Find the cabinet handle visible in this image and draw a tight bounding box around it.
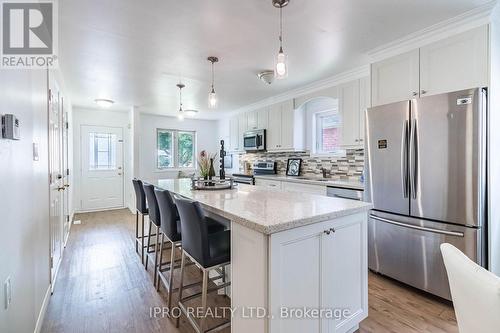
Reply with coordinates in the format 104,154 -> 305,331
412,92 -> 418,97
355,139 -> 359,142
359,139 -> 363,142
421,90 -> 427,95
330,228 -> 336,233
323,229 -> 331,235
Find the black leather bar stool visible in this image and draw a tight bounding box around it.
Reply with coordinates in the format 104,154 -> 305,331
154,189 -> 226,309
132,179 -> 148,264
174,197 -> 231,333
143,183 -> 166,286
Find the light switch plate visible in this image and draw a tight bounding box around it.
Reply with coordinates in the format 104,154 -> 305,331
4,276 -> 11,310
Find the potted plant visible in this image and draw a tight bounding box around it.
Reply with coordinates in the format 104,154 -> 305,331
198,150 -> 218,181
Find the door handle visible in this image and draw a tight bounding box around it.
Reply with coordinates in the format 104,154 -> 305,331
64,184 -> 70,188
369,214 -> 464,237
401,120 -> 409,198
57,186 -> 65,191
409,118 -> 418,199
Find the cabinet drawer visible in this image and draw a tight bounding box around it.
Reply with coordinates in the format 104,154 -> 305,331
282,181 -> 327,196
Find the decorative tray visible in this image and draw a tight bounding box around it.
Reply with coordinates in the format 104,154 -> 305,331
191,177 -> 235,190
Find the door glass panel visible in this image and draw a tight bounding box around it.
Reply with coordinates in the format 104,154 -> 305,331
89,133 -> 117,170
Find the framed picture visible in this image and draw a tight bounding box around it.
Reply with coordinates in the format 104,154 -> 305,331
286,158 -> 302,176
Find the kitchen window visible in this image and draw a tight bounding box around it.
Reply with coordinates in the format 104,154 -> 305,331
314,110 -> 343,155
157,129 -> 196,169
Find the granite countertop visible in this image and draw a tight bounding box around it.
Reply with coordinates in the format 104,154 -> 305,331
252,174 -> 365,190
155,178 -> 372,235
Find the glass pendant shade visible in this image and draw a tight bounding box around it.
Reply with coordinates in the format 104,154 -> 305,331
275,48 -> 288,79
177,111 -> 184,121
208,88 -> 218,109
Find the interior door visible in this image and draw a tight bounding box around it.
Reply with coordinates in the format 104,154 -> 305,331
366,101 -> 410,215
48,82 -> 63,286
81,125 -> 124,211
410,88 -> 485,226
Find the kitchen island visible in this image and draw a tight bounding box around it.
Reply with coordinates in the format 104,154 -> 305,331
155,178 -> 372,333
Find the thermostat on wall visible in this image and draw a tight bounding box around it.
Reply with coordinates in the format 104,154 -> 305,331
1,114 -> 20,140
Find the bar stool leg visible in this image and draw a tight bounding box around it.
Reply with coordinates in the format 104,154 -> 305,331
167,240 -> 176,309
222,265 -> 226,296
135,212 -> 139,254
145,220 -> 153,270
141,214 -> 145,265
176,251 -> 186,328
200,269 -> 209,332
156,232 -> 164,291
154,225 -> 160,287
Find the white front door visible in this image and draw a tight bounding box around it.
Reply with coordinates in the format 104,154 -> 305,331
48,81 -> 63,286
80,125 -> 124,211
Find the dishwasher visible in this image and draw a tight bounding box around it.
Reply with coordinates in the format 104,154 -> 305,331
327,186 -> 364,201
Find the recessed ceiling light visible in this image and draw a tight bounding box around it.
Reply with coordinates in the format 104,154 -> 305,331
94,99 -> 114,108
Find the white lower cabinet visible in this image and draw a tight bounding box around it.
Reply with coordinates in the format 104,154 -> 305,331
281,181 -> 327,196
269,212 -> 368,333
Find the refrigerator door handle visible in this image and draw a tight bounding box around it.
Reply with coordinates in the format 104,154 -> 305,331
409,118 -> 418,199
369,214 -> 465,237
401,120 -> 409,198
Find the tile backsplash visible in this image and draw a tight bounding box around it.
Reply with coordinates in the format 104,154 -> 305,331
239,149 -> 364,180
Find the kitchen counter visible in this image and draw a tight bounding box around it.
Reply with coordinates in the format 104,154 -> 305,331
253,174 -> 365,190
154,178 -> 371,333
155,178 -> 371,234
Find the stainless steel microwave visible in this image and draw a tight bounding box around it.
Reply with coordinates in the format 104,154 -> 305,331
243,129 -> 266,151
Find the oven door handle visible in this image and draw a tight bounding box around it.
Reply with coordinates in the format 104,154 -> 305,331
369,214 -> 464,237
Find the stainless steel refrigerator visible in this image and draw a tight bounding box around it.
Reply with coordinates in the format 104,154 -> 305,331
365,88 -> 487,300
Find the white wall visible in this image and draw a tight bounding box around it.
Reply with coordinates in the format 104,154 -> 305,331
0,70 -> 50,333
139,114 -> 219,182
72,107 -> 131,212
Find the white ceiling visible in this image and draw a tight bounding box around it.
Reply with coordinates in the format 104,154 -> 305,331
59,0 -> 491,119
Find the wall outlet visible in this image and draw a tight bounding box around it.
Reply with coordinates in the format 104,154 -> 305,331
73,220 -> 81,225
4,276 -> 12,310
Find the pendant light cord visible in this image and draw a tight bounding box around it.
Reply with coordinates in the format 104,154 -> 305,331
211,61 -> 215,90
279,6 -> 283,48
179,86 -> 183,111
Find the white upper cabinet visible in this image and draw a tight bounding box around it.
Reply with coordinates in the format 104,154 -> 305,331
371,26 -> 489,106
257,107 -> 269,130
359,76 -> 370,143
371,49 -> 420,107
420,25 -> 488,97
267,100 -> 304,152
247,111 -> 258,130
238,113 -> 247,152
267,103 -> 283,150
229,116 -> 239,151
339,80 -> 361,147
246,107 -> 269,131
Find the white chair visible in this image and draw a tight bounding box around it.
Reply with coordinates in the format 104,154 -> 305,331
440,243 -> 500,333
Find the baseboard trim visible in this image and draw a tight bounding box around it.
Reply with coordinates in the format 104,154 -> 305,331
34,286 -> 51,333
74,206 -> 127,214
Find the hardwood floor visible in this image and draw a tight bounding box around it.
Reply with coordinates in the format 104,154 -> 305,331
41,209 -> 458,333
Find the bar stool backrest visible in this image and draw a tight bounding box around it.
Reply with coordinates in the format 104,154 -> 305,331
174,197 -> 210,267
143,183 -> 161,227
155,189 -> 180,241
132,179 -> 148,214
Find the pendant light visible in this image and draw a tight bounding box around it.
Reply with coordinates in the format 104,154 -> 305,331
176,83 -> 185,120
273,0 -> 289,79
207,56 -> 219,109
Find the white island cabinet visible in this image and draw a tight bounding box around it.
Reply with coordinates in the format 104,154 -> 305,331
155,179 -> 371,333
